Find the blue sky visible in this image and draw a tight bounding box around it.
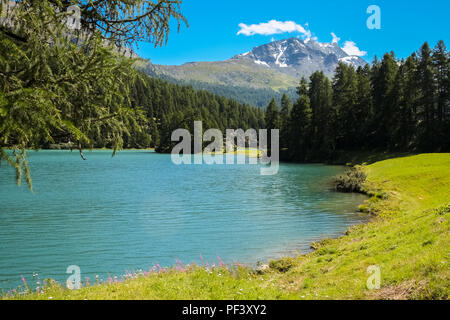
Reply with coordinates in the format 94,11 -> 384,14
135,0 -> 450,65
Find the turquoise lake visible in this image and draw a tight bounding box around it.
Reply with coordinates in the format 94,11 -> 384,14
0,150 -> 368,290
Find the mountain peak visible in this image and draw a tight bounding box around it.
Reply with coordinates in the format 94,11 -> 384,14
232,37 -> 367,77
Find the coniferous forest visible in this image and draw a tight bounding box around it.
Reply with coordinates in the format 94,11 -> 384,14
129,76 -> 265,153
266,41 -> 450,162
130,40 -> 450,161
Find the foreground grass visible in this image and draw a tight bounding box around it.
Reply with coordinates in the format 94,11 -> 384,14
4,154 -> 449,300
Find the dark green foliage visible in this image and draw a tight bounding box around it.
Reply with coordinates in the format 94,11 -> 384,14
265,98 -> 281,131
280,93 -> 292,150
282,41 -> 450,162
334,167 -> 367,193
268,257 -> 296,273
286,77 -> 312,160
130,75 -> 265,153
145,73 -> 298,108
308,71 -> 334,159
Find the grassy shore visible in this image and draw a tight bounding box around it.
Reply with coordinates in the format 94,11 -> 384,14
3,154 -> 449,300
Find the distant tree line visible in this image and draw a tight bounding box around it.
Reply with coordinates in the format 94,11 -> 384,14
265,41 -> 450,162
128,75 -> 266,153
142,68 -> 298,108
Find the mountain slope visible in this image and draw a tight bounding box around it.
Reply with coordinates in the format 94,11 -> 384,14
233,37 -> 367,78
136,37 -> 367,107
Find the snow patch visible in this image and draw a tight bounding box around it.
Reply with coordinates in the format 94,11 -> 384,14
275,43 -> 288,68
254,60 -> 270,67
339,56 -> 360,66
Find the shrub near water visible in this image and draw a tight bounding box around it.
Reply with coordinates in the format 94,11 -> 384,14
334,166 -> 367,193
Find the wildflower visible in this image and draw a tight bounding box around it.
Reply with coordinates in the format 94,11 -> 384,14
21,276 -> 28,291
217,256 -> 226,267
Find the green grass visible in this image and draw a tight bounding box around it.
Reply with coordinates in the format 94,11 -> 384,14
3,154 -> 449,300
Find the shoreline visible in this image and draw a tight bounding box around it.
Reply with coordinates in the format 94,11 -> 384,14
2,153 -> 449,300
0,158 -> 366,291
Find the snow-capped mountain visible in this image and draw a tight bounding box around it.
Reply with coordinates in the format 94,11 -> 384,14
232,37 -> 367,77
137,37 -> 368,107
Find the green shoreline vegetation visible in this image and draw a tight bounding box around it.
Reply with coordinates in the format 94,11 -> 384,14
3,153 -> 448,300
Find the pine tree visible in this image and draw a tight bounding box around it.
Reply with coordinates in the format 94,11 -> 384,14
416,42 -> 437,150
288,77 -> 312,161
332,62 -> 358,149
265,98 -> 281,130
355,65 -> 373,148
371,52 -> 399,148
397,55 -> 419,149
432,40 -> 450,150
309,71 -> 333,157
280,93 -> 292,150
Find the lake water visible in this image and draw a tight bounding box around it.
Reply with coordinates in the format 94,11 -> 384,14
0,150 -> 367,290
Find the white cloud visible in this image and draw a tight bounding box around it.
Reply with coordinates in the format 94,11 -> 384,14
342,41 -> 367,57
237,20 -> 311,39
331,32 -> 340,44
